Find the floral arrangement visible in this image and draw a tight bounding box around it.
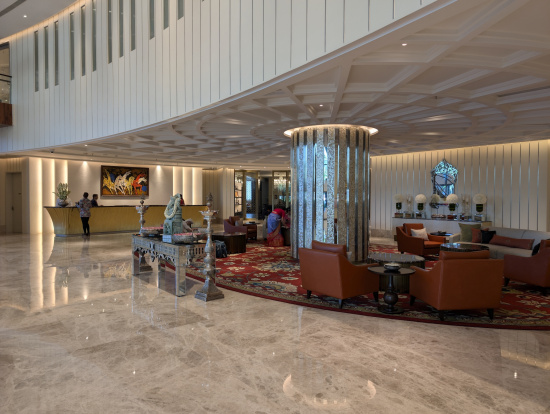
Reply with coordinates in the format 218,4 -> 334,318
473,194 -> 487,204
446,194 -> 458,204
430,194 -> 441,204
53,182 -> 70,200
393,194 -> 404,203
415,194 -> 427,203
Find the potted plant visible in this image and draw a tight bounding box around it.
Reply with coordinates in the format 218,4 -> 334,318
446,194 -> 458,219
415,194 -> 427,218
473,193 -> 487,221
54,183 -> 71,207
394,194 -> 404,217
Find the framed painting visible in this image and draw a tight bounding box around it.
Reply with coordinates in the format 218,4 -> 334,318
101,165 -> 149,197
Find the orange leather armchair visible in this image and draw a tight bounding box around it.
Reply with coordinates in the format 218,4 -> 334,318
396,223 -> 445,256
299,240 -> 379,308
504,240 -> 550,295
410,250 -> 504,320
223,216 -> 248,236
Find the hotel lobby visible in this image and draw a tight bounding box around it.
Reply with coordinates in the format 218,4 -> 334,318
1,0 -> 550,412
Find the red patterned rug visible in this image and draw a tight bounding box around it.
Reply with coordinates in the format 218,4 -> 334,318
186,243 -> 550,330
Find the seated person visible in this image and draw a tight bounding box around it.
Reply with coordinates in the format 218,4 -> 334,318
266,208 -> 287,247
181,218 -> 194,233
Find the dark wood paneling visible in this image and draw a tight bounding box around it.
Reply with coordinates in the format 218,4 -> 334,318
0,103 -> 12,127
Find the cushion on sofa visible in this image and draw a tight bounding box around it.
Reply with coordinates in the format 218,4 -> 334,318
471,228 -> 489,243
489,234 -> 534,250
481,230 -> 496,244
459,223 -> 482,242
403,223 -> 424,236
411,228 -> 429,240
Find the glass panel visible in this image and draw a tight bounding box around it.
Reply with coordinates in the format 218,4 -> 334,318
178,0 -> 184,19
107,0 -> 112,63
69,13 -> 75,80
119,0 -> 124,57
245,173 -> 258,219
130,0 -> 136,51
234,171 -> 244,217
0,43 -> 10,103
81,5 -> 85,76
92,0 -> 97,71
54,22 -> 59,85
44,26 -> 49,89
272,171 -> 289,210
149,0 -> 155,39
163,0 -> 169,29
34,31 -> 39,91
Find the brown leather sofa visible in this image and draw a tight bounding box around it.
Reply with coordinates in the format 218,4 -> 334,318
410,250 -> 504,320
396,223 -> 445,256
504,240 -> 550,295
298,240 -> 379,308
224,216 -> 249,238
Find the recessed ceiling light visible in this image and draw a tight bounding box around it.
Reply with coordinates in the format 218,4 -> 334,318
402,43 -> 407,46
319,104 -> 323,107
23,14 -> 27,18
84,144 -> 88,146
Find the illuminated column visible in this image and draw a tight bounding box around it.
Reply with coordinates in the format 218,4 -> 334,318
192,168 -> 203,204
182,167 -> 193,204
173,167 -> 183,195
42,158 -> 55,234
288,125 -> 377,261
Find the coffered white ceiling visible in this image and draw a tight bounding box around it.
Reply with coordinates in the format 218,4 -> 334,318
0,0 -> 75,39
22,0 -> 550,168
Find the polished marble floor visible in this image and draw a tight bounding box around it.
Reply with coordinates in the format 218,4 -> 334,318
1,233 -> 549,413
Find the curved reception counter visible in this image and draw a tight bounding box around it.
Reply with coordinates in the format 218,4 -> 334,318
45,205 -> 207,236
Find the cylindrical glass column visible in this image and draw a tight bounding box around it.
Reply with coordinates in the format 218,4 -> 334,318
288,124 -> 376,261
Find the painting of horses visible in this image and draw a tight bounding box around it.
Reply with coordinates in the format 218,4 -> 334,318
101,165 -> 149,197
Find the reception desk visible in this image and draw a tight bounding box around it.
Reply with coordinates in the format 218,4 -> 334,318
45,205 -> 207,236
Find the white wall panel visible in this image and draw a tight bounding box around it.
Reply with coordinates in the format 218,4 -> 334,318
0,0 -> 432,153
371,141 -> 550,232
275,0 -> 291,75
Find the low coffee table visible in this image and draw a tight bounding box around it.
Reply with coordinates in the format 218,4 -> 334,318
368,252 -> 424,293
212,232 -> 246,254
368,266 -> 415,314
440,243 -> 489,253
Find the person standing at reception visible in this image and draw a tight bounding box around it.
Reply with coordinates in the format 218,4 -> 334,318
91,194 -> 99,207
76,192 -> 93,236
266,208 -> 287,247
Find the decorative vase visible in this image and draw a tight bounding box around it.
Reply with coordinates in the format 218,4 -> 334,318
57,199 -> 69,207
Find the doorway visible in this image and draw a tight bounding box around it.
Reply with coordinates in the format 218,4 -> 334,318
5,172 -> 22,233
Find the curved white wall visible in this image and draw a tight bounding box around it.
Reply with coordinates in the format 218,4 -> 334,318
0,0 -> 434,153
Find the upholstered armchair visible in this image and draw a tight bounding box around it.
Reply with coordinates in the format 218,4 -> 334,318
504,240 -> 550,295
410,250 -> 504,320
223,216 -> 248,235
298,240 -> 379,308
396,223 -> 445,256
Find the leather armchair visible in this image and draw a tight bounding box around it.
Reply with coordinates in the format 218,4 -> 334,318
396,223 -> 445,256
299,241 -> 378,308
223,216 -> 248,236
504,240 -> 550,295
225,216 -> 258,240
410,250 -> 504,320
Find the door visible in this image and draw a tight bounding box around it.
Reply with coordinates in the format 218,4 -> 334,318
5,172 -> 22,233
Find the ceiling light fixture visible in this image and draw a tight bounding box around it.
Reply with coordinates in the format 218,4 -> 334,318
320,104 -> 323,107
401,43 -> 407,46
23,14 -> 27,18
